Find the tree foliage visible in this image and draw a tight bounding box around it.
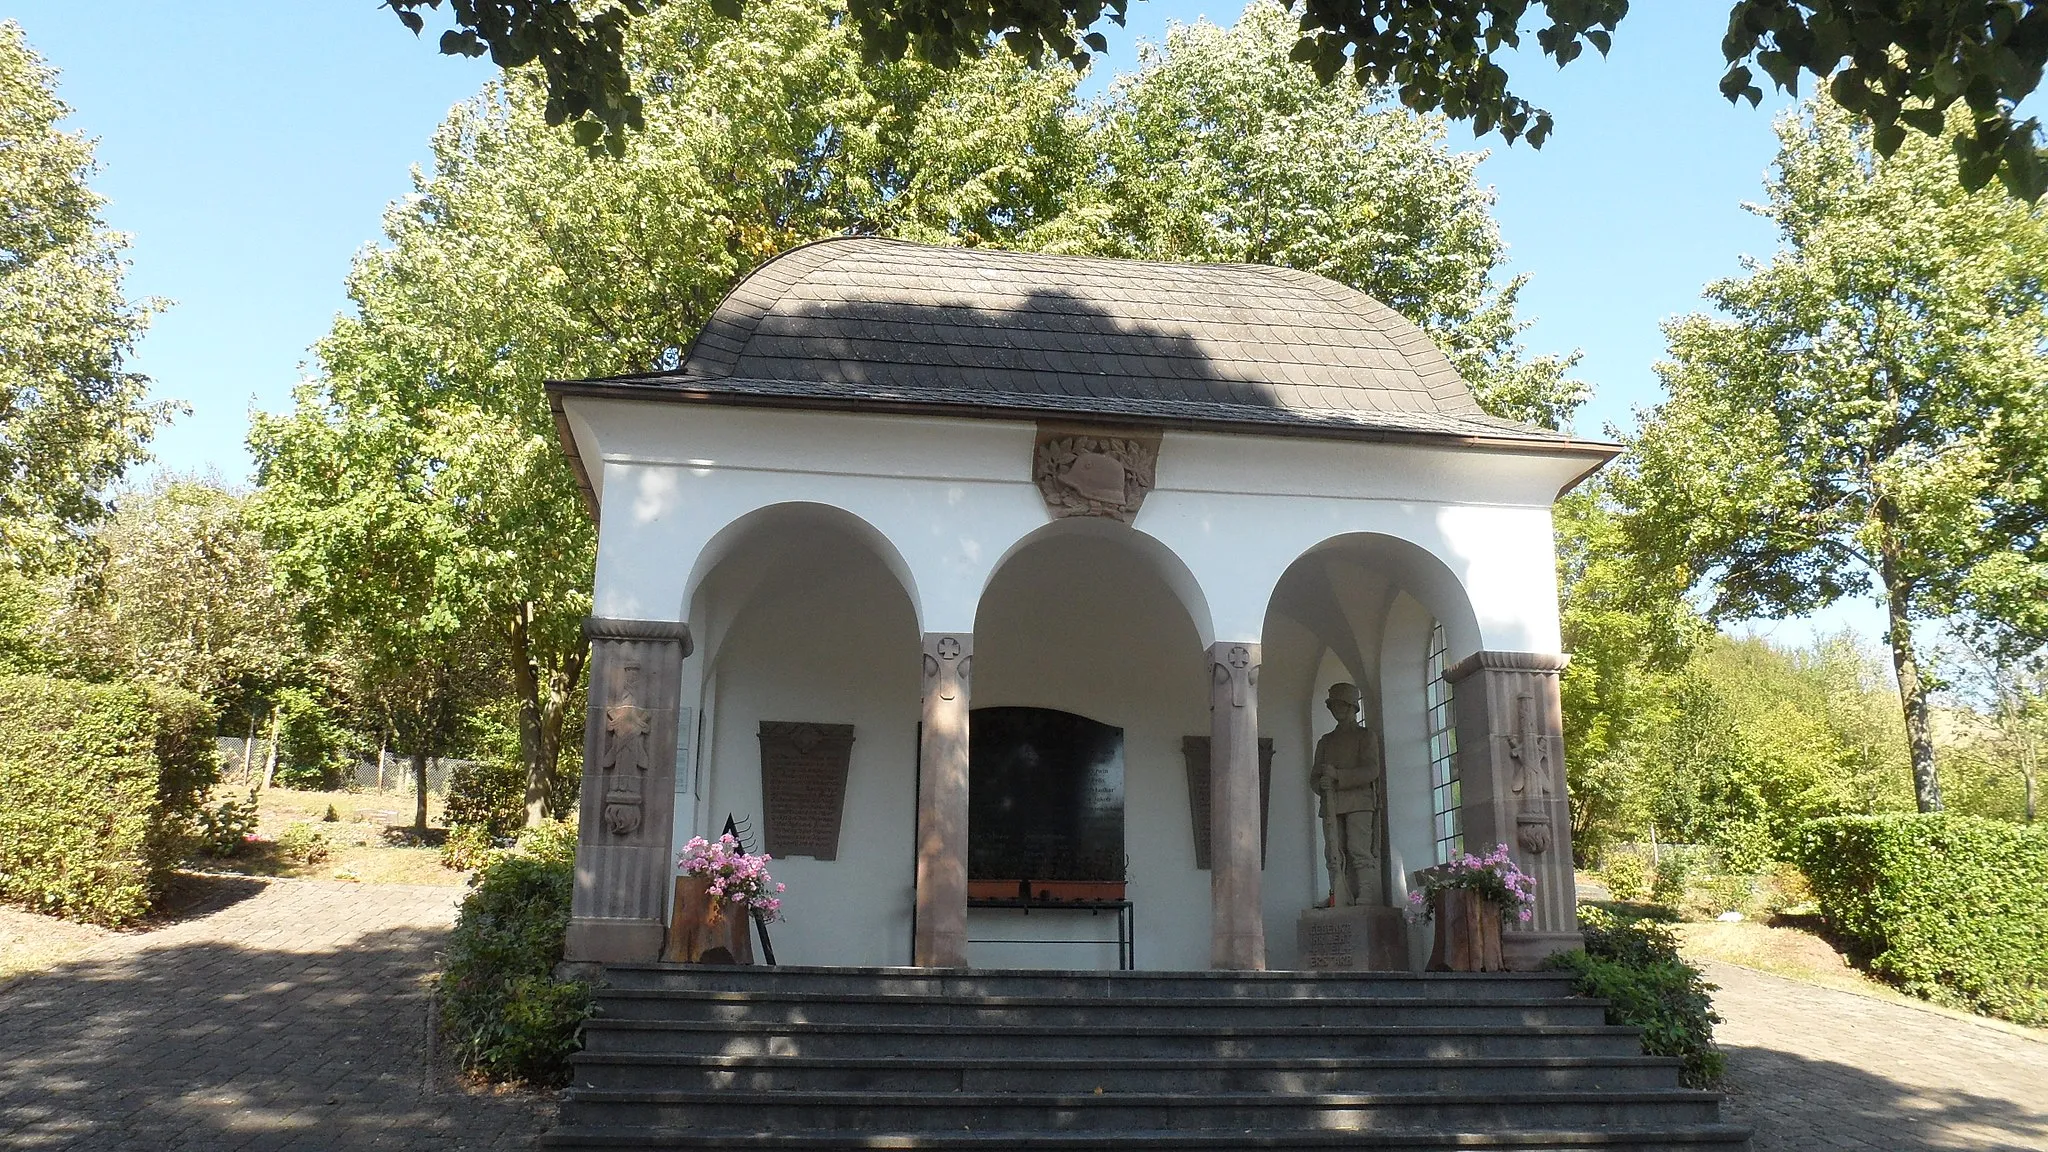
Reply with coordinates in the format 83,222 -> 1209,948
1617,92 -> 2048,813
263,0 -> 1580,826
42,477 -> 299,720
384,0 -> 2048,199
0,22 -> 168,573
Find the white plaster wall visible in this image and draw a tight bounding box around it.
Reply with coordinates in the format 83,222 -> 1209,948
564,401 -> 1583,654
970,529 -> 1217,970
695,530 -> 923,967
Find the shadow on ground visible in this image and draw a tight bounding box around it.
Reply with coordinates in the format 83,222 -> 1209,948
1719,1042 -> 2048,1151
0,891 -> 549,1152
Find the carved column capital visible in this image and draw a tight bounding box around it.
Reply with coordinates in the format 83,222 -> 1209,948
1210,642 -> 1261,710
922,633 -> 973,703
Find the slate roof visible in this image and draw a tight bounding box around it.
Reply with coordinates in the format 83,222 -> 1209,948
551,236 -> 1606,449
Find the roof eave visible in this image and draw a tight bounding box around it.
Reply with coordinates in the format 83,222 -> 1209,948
545,376 -> 1623,483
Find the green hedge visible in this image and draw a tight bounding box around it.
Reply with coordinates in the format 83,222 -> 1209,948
1795,814 -> 2048,1027
0,674 -> 217,924
439,821 -> 592,1084
1546,905 -> 1725,1087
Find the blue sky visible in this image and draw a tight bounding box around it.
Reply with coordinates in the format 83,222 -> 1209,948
9,2 -> 1880,642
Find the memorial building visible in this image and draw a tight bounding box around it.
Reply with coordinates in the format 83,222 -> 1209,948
546,236 -> 1617,973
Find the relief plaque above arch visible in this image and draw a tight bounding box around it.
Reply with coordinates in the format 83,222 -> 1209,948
1033,423 -> 1162,523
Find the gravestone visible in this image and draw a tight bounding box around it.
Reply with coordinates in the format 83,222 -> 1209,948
1180,736 -> 1275,869
968,707 -> 1124,882
758,721 -> 856,860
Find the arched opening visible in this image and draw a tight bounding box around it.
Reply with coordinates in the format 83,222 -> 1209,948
970,519 -> 1209,969
685,502 -> 922,966
1260,532 -> 1483,970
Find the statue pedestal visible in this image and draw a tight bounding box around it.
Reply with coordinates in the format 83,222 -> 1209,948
1296,904 -> 1408,971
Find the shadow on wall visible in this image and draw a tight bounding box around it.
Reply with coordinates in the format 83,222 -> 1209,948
0,881 -> 551,1151
1716,1043 -> 2048,1151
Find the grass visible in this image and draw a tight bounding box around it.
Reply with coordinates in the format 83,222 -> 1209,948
190,785 -> 465,887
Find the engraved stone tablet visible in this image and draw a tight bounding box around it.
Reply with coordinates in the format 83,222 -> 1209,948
1297,905 -> 1408,971
758,722 -> 855,860
1181,736 -> 1274,869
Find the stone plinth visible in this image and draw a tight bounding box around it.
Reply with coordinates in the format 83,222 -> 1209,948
566,617 -> 691,965
1445,650 -> 1580,970
1297,905 -> 1409,971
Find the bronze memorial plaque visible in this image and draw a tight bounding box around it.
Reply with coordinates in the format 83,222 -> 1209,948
758,721 -> 856,860
1180,736 -> 1274,869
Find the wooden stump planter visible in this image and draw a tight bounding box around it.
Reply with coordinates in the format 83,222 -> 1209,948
665,875 -> 756,965
1425,888 -> 1505,972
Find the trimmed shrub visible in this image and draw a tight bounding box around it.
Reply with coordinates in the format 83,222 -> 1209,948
271,687 -> 349,791
1795,814 -> 2048,1026
439,820 -> 591,1084
0,674 -> 217,924
445,759 -> 526,836
1546,906 -> 1725,1087
276,823 -> 331,865
1602,854 -> 1650,902
194,789 -> 261,856
439,822 -> 497,871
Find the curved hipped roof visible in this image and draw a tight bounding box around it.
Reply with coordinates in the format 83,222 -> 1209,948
547,237 -> 1619,509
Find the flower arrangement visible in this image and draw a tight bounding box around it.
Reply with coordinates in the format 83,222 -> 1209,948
1406,843 -> 1537,924
676,834 -> 785,922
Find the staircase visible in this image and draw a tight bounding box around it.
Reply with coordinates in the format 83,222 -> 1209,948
542,965 -> 1752,1151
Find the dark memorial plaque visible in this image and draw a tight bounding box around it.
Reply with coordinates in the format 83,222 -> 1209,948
969,707 -> 1125,882
758,721 -> 855,860
1180,736 -> 1274,869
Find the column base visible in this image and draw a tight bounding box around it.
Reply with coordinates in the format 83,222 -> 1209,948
1502,928 -> 1584,971
565,916 -> 665,964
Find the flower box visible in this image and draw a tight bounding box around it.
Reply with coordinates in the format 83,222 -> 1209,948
1426,888 -> 1505,972
666,874 -> 756,965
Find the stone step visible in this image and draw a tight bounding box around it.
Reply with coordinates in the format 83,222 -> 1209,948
555,1089 -> 1728,1133
596,964 -> 1580,1001
540,1126 -> 1756,1151
587,989 -> 1611,1029
569,1053 -> 1686,1094
578,1019 -> 1650,1060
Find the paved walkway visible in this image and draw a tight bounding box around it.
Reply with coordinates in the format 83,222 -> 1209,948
0,878 -> 551,1151
1706,960 -> 2048,1151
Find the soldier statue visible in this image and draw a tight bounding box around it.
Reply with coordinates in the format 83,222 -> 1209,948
1311,682 -> 1386,907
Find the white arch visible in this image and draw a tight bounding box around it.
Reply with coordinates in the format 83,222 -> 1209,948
1266,532 -> 1483,662
682,501 -> 923,634
978,517 -> 1216,649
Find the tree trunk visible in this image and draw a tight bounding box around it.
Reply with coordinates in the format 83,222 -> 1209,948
1875,507 -> 1942,812
510,603 -> 590,827
2024,736 -> 2039,824
260,707 -> 281,790
411,748 -> 429,832
242,712 -> 257,785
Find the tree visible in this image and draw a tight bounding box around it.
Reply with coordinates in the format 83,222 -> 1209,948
272,0 -> 1576,825
43,477 -> 300,716
1618,93 -> 2048,812
249,400 -> 505,829
0,22 -> 169,574
383,0 -> 2048,199
1043,3 -> 1582,425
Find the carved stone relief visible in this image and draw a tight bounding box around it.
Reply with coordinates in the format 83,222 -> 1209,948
1507,693 -> 1554,855
759,721 -> 856,860
1032,426 -> 1160,522
923,634 -> 972,702
598,661 -> 653,837
1213,644 -> 1260,709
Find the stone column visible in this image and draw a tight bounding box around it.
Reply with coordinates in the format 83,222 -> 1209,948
1444,651 -> 1580,969
915,632 -> 972,968
565,618 -> 693,964
1208,641 -> 1267,971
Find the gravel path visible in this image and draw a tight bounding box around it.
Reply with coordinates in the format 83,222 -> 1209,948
0,877 -> 551,1151
1705,959 -> 2048,1151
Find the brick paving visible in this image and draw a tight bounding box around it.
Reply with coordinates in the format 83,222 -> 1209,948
0,877 -> 551,1151
1705,959 -> 2048,1151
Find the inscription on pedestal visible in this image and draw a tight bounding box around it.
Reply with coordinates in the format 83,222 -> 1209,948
1296,905 -> 1409,971
1180,736 -> 1274,869
759,721 -> 856,860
